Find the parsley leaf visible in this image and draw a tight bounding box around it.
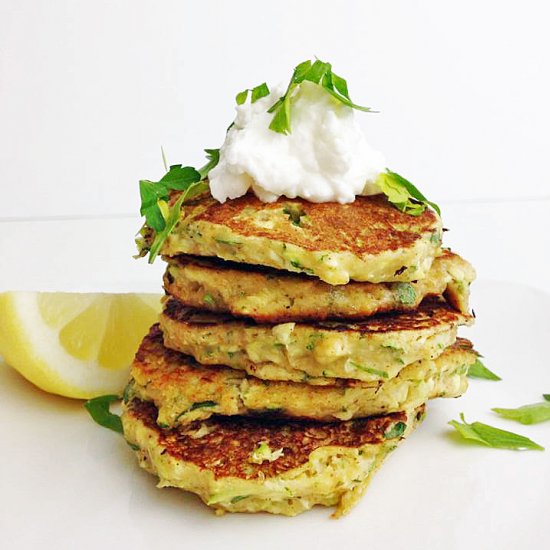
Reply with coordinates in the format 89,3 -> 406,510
376,170 -> 441,217
251,83 -> 270,102
159,164 -> 201,190
198,149 -> 220,179
147,179 -> 209,264
236,83 -> 270,105
84,395 -> 123,434
138,148 -> 219,264
139,180 -> 168,232
448,413 -> 544,451
138,164 -> 201,234
492,401 -> 550,425
235,89 -> 248,105
468,358 -> 502,381
544,394 -> 550,402
267,59 -> 374,135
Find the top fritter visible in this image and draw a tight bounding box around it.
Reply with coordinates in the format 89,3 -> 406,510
156,192 -> 441,285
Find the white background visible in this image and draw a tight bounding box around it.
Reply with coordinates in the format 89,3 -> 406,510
1,0 -> 550,220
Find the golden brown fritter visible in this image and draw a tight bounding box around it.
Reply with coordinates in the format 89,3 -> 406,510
159,297 -> 473,384
127,326 -> 475,425
157,192 -> 442,285
122,398 -> 425,516
163,249 -> 475,322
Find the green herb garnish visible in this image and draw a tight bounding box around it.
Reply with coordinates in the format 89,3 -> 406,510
544,394 -> 550,402
236,83 -> 270,105
198,149 -> 220,179
138,149 -> 218,263
267,59 -> 374,135
84,395 -> 123,434
492,400 -> 550,425
448,413 -> 544,451
139,165 -> 200,232
384,422 -> 407,439
376,170 -> 441,217
146,179 -> 209,263
468,358 -> 501,381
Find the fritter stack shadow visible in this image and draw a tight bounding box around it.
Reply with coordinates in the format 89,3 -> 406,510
122,192 -> 477,517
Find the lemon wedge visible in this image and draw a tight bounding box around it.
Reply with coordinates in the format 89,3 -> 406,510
0,292 -> 161,399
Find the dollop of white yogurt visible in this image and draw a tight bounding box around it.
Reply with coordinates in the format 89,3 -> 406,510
209,81 -> 386,204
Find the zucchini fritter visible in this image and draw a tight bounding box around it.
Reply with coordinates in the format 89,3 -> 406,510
157,192 -> 441,285
122,398 -> 424,517
163,250 -> 474,322
159,297 -> 472,384
127,326 -> 475,425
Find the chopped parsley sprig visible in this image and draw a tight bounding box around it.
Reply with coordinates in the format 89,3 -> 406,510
492,397 -> 550,425
236,83 -> 270,105
375,170 -> 441,217
449,413 -> 544,451
468,358 -> 502,381
84,395 -> 123,434
137,149 -> 219,263
267,59 -> 375,135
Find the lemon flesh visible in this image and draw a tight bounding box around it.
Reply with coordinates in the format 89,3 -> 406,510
0,292 -> 161,399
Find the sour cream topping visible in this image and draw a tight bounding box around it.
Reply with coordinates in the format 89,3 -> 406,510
209,81 -> 386,204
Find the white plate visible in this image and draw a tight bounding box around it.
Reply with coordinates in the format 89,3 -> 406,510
1,279 -> 549,550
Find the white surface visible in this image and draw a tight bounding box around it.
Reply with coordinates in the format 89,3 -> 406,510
1,279 -> 549,550
2,0 -> 550,219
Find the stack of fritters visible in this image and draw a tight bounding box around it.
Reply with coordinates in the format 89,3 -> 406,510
123,193 -> 477,517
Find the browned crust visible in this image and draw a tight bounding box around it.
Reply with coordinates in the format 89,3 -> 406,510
171,192 -> 439,255
133,324 -> 244,388
162,296 -> 472,334
126,398 -> 422,480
